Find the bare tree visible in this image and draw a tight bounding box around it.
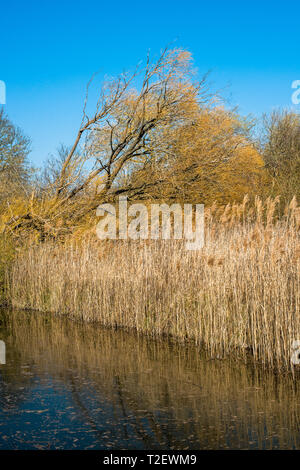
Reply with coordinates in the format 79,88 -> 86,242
0,109 -> 32,205
262,110 -> 300,205
53,48 -> 210,202
4,48 -> 211,238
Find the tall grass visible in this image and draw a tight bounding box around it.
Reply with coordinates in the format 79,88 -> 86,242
7,196 -> 300,371
0,234 -> 15,305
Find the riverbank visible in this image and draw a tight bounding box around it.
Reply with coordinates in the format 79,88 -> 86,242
5,198 -> 300,372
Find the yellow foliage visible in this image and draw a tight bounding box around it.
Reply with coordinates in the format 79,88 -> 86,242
212,144 -> 268,204
130,107 -> 267,205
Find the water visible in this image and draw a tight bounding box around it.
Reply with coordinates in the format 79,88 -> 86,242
0,309 -> 299,450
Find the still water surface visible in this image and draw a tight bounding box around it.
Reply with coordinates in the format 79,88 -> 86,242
0,309 -> 299,449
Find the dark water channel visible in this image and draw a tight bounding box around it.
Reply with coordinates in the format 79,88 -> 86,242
0,309 -> 299,449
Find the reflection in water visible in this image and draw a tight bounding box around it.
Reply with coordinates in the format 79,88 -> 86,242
0,308 -> 299,449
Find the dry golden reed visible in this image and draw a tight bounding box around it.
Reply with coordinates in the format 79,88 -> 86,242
7,196 -> 300,372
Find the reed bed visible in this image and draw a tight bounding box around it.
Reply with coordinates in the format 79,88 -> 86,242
7,196 -> 300,372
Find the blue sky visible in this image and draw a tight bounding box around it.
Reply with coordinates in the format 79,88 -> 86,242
1,0 -> 299,166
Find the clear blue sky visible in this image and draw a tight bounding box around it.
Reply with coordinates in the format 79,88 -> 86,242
1,0 -> 299,166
